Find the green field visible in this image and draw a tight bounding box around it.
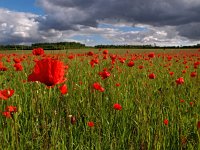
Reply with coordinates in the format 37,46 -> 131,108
0,49 -> 200,149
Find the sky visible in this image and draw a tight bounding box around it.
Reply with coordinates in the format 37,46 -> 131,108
0,0 -> 200,46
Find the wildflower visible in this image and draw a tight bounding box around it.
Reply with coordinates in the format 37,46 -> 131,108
2,111 -> 11,118
0,62 -> 7,71
169,72 -> 174,76
14,63 -> 23,71
115,83 -> 120,87
5,106 -> 17,113
189,102 -> 194,107
68,54 -> 75,60
103,50 -> 108,55
59,84 -> 68,95
138,65 -> 144,69
99,69 -> 111,79
127,61 -> 134,67
13,58 -> 20,63
113,103 -> 122,110
148,52 -> 155,58
93,82 -> 104,92
87,121 -> 94,127
32,48 -> 44,56
163,119 -> 169,125
176,77 -> 184,85
28,58 -> 65,87
190,72 -> 197,77
148,73 -> 156,79
182,70 -> 186,74
0,89 -> 15,100
87,51 -> 94,56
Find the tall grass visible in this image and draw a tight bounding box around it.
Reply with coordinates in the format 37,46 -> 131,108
0,49 -> 200,149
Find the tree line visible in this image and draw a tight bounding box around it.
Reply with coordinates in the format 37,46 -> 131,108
0,42 -> 200,50
95,44 -> 200,49
0,42 -> 86,50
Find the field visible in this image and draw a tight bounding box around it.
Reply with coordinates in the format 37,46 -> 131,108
0,48 -> 200,149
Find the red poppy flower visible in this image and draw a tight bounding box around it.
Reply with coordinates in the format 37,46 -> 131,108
90,58 -> 99,68
189,102 -> 194,107
14,63 -> 23,71
169,72 -> 174,76
163,119 -> 169,125
5,106 -> 17,113
116,83 -> 120,87
59,84 -> 68,95
2,111 -> 11,118
87,51 -> 94,56
87,121 -> 94,127
113,103 -> 122,110
68,54 -> 75,60
148,52 -> 155,58
0,89 -> 15,100
182,70 -> 186,74
103,50 -> 108,55
138,65 -> 144,69
28,58 -> 65,87
190,72 -> 197,77
13,58 -> 21,63
180,99 -> 185,103
176,77 -> 184,85
148,73 -> 156,79
127,61 -> 134,67
93,82 -> 104,92
99,70 -> 111,79
32,48 -> 44,56
0,62 -> 7,71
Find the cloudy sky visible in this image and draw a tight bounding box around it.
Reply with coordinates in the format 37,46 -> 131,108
0,0 -> 200,46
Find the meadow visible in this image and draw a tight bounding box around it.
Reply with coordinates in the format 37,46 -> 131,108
0,48 -> 200,150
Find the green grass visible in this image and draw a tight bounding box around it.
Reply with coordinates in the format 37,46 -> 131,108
0,49 -> 200,149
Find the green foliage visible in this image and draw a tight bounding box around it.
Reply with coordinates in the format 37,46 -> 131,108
0,49 -> 200,149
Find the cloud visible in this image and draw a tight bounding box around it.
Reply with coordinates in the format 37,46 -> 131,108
37,0 -> 200,26
0,8 -> 63,44
1,0 -> 200,45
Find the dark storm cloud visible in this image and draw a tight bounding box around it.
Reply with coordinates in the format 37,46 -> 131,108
177,23 -> 200,40
36,0 -> 200,40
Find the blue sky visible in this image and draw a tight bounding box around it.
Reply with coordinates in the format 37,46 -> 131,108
0,0 -> 199,46
0,0 -> 43,14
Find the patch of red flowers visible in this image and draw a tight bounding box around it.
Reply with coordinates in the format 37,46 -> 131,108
2,105 -> 17,118
148,52 -> 155,58
148,73 -> 156,79
163,119 -> 169,125
169,71 -> 174,76
0,62 -> 7,71
115,83 -> 120,87
87,121 -> 94,127
0,89 -> 15,100
59,84 -> 68,95
93,82 -> 104,92
113,103 -> 122,110
32,47 -> 45,56
28,58 -> 65,87
190,72 -> 197,77
103,50 -> 108,55
14,63 -> 23,71
99,69 -> 111,79
127,61 -> 134,67
176,77 -> 184,85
